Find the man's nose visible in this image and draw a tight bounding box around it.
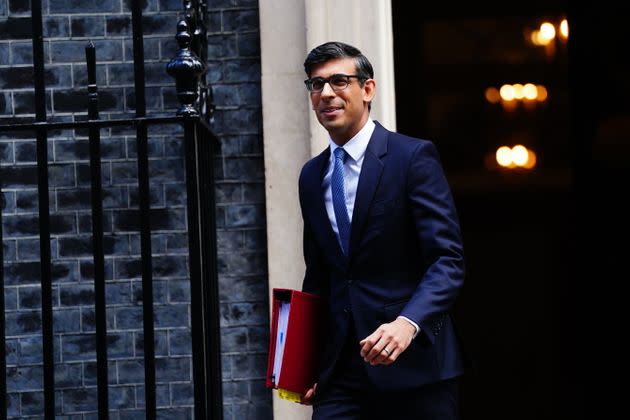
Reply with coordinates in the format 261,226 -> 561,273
320,82 -> 336,97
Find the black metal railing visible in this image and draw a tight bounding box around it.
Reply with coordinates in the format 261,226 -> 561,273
0,169 -> 6,419
0,0 -> 222,419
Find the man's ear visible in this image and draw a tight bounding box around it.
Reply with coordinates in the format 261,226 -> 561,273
363,79 -> 376,103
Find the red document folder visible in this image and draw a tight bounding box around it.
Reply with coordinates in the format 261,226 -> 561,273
266,288 -> 325,402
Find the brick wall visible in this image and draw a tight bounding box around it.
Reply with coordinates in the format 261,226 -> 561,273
1,0 -> 271,418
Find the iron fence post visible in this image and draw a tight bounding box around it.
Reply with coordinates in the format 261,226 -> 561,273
168,8 -> 223,418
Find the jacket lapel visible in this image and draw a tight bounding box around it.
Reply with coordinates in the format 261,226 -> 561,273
348,122 -> 388,257
304,148 -> 348,270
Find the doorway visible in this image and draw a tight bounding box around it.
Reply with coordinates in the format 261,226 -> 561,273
392,2 -> 581,419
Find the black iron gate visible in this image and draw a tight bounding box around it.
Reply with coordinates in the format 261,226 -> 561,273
0,0 -> 222,418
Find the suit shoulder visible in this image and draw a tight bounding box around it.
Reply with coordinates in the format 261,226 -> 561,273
299,149 -> 327,186
387,131 -> 437,155
301,154 -> 320,172
299,154 -> 321,177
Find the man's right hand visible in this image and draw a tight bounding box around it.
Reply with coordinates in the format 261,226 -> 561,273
301,383 -> 317,405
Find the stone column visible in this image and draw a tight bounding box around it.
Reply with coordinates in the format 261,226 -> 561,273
259,1 -> 313,416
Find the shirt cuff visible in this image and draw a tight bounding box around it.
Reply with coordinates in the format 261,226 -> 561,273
397,316 -> 420,339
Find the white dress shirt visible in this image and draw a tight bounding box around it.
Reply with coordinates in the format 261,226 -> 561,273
321,119 -> 420,338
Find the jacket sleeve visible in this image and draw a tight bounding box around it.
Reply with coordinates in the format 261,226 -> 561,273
398,141 -> 465,343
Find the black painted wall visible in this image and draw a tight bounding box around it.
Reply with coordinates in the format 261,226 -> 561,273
1,0 -> 271,418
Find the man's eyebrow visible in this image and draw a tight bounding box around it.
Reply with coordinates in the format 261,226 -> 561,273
310,74 -> 346,79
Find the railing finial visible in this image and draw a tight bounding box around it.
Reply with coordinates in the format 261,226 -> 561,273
167,17 -> 206,116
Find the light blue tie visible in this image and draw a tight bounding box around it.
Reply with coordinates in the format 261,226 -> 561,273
332,147 -> 351,255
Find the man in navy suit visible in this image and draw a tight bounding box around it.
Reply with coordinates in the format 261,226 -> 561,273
299,41 -> 466,419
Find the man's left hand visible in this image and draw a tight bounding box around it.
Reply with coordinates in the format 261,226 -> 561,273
359,317 -> 416,366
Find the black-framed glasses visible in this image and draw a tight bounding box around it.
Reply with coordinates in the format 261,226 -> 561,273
304,74 -> 365,92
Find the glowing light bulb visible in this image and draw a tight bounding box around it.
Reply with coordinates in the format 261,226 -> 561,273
560,19 -> 569,39
511,145 -> 529,166
485,87 -> 501,103
496,146 -> 513,167
500,84 -> 515,101
539,22 -> 556,42
530,30 -> 543,46
523,84 -> 538,100
523,149 -> 537,169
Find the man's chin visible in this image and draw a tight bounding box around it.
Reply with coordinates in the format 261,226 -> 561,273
318,118 -> 343,132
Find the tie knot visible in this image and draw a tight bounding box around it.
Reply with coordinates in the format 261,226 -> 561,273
334,147 -> 347,162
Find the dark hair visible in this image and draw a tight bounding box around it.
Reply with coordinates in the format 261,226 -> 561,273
304,41 -> 374,83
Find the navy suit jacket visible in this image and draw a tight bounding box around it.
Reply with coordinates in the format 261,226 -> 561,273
299,121 -> 465,392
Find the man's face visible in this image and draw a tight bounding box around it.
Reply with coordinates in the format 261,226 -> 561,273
308,57 -> 376,145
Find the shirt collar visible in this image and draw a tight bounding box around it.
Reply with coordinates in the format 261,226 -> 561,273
329,119 -> 375,163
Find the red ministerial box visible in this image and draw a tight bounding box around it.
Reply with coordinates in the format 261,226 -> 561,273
265,288 -> 325,398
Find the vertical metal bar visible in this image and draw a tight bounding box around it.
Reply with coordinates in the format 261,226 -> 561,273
190,5 -> 221,409
183,119 -> 208,420
31,0 -> 55,418
130,1 -> 156,418
196,124 -> 223,419
168,10 -> 214,416
0,193 -> 7,420
137,122 -> 156,418
86,42 -> 109,420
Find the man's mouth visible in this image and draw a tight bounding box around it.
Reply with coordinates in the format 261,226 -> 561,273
320,106 -> 342,116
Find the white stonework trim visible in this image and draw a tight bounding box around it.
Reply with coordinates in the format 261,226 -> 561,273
259,1 -> 313,418
260,1 -> 396,418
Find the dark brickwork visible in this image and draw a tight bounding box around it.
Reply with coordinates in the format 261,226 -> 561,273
1,0 -> 270,418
